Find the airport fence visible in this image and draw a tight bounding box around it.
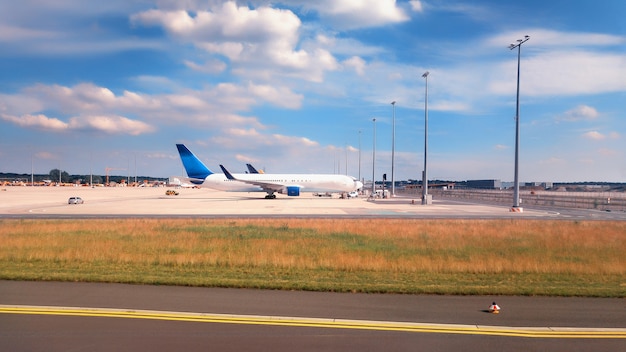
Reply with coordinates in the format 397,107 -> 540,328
401,189 -> 626,212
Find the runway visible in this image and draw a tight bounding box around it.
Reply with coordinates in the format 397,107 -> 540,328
3,305 -> 625,339
1,281 -> 625,351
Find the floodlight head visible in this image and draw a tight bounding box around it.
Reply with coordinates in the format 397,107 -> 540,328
525,35 -> 530,39
391,101 -> 396,105
422,71 -> 429,78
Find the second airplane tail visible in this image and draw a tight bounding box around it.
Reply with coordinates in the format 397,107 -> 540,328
246,163 -> 264,174
176,144 -> 213,180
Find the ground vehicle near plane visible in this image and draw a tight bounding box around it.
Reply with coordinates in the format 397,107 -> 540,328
68,196 -> 84,204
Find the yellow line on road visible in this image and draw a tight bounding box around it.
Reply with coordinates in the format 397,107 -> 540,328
2,305 -> 625,339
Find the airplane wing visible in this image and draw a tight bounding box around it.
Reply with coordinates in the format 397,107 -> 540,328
220,165 -> 300,196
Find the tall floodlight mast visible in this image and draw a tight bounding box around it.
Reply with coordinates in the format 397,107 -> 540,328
508,35 -> 529,213
421,71 -> 431,205
391,101 -> 396,197
372,118 -> 376,197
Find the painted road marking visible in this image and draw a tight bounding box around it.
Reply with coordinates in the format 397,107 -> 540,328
1,305 -> 625,339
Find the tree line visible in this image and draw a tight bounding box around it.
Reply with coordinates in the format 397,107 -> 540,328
1,169 -> 164,185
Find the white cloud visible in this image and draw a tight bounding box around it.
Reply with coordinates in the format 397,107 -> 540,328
488,50 -> 626,98
271,134 -> 319,148
68,115 -> 155,135
579,130 -> 620,142
430,99 -> 471,112
163,94 -> 208,110
582,131 -> 605,140
303,0 -> 410,30
0,93 -> 45,115
486,29 -> 625,49
203,129 -> 328,172
247,83 -> 303,109
3,82 -> 304,132
558,105 -> 599,122
133,9 -> 196,35
197,42 -> 244,60
481,29 -> 626,100
1,112 -> 154,135
0,24 -> 59,42
184,59 -> 227,74
314,34 -> 384,57
1,113 -> 68,131
133,3 -> 300,60
227,128 -> 261,137
118,90 -> 162,110
526,51 -> 626,96
234,153 -> 257,163
343,56 -> 367,76
132,2 -> 340,83
34,151 -> 57,160
409,1 -> 424,12
345,28 -> 625,115
0,2 -> 163,56
597,148 -> 619,157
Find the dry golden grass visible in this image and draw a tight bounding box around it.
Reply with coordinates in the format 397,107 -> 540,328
2,218 -> 625,277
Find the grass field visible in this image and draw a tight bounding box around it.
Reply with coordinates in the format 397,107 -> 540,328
1,218 -> 625,297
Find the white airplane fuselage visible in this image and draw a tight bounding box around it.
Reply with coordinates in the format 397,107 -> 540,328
201,173 -> 361,193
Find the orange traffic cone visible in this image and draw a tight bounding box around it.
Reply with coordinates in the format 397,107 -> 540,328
488,301 -> 500,314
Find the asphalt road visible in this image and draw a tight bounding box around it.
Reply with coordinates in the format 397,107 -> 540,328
1,281 -> 625,351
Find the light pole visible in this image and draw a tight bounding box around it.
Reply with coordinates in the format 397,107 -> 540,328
90,152 -> 93,187
358,130 -> 362,184
509,35 -> 529,212
421,71 -> 430,205
372,118 -> 376,197
30,151 -> 34,186
345,144 -> 348,176
391,101 -> 396,197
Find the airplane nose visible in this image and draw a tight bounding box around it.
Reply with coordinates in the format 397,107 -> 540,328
356,181 -> 364,189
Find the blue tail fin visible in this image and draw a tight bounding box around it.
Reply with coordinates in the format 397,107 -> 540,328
219,164 -> 236,180
246,163 -> 258,174
176,144 -> 213,179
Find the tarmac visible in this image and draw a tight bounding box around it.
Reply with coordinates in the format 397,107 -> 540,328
0,185 -> 557,218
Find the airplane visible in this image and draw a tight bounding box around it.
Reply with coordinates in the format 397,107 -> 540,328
246,163 -> 264,174
175,144 -> 363,199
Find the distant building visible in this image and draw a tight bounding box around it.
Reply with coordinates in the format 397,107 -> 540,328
405,182 -> 455,191
464,179 -> 502,190
525,182 -> 553,189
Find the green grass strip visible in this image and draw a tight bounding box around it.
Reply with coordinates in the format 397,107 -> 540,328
1,260 -> 624,297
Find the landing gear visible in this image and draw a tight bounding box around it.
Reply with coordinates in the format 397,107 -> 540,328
264,194 -> 277,199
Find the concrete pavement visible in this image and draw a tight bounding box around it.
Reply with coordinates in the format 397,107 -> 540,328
0,186 -> 556,218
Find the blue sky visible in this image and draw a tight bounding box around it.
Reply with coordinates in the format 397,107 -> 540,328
1,0 -> 624,182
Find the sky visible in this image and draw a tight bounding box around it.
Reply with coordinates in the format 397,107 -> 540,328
1,0 -> 625,183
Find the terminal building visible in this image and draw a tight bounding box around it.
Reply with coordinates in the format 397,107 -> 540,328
460,179 -> 502,190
